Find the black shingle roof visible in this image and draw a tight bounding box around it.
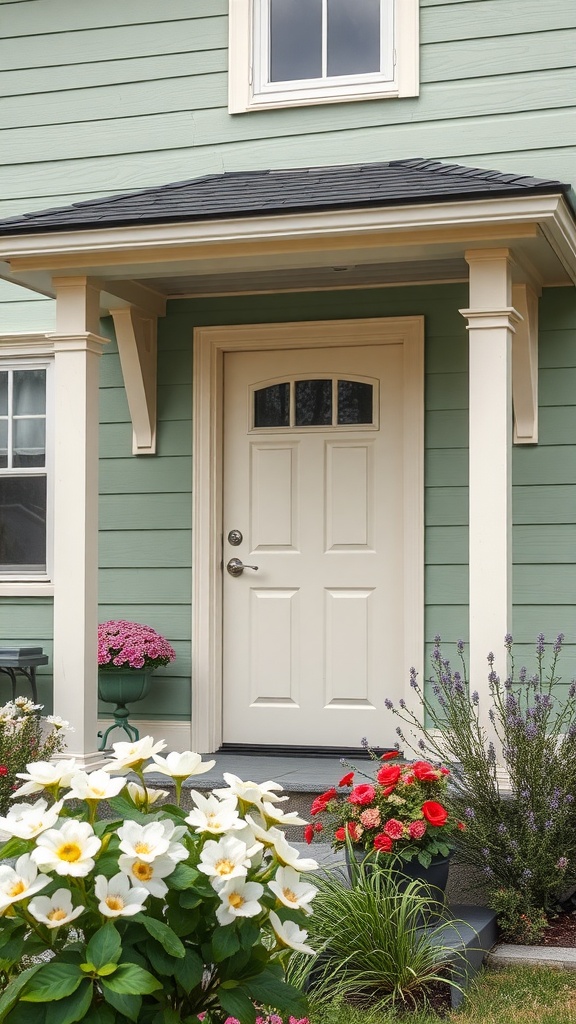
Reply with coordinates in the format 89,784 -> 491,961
0,159 -> 571,236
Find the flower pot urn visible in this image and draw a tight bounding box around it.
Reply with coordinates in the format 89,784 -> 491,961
346,847 -> 452,899
97,669 -> 152,750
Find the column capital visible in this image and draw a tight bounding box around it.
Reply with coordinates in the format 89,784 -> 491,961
459,307 -> 522,332
48,332 -> 109,356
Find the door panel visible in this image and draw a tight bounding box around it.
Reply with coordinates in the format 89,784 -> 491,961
222,342 -> 406,746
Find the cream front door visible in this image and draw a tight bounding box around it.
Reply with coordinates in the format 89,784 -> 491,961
220,322 -> 423,749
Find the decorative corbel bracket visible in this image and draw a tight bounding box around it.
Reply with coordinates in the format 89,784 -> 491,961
110,306 -> 157,455
512,282 -> 540,444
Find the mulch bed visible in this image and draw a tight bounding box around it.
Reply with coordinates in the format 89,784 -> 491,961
541,910 -> 576,947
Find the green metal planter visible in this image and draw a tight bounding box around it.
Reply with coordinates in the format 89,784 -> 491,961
97,669 -> 152,750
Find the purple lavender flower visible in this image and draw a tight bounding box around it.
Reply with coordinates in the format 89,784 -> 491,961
409,667 -> 419,689
464,807 -> 475,819
384,699 -> 394,710
487,651 -> 495,667
399,698 -> 406,709
519,666 -> 527,683
395,726 -> 404,739
481,848 -> 490,858
557,857 -> 568,871
504,677 -> 513,690
487,742 -> 496,764
483,866 -> 494,878
418,739 -> 426,751
488,708 -> 495,724
361,736 -> 369,748
554,633 -> 565,654
567,794 -> 574,804
536,633 -> 546,655
471,691 -> 479,706
457,639 -> 465,655
504,633 -> 513,650
522,868 -> 533,881
497,823 -> 507,835
545,820 -> 553,829
569,681 -> 576,699
525,722 -> 538,740
526,810 -> 536,830
550,789 -> 561,811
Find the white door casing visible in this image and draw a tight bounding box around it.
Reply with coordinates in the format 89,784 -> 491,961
192,318 -> 424,753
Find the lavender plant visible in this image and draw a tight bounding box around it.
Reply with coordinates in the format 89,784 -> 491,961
385,633 -> 576,942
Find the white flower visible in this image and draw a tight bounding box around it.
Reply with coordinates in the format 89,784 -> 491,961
198,835 -> 257,889
95,873 -> 148,917
216,878 -> 264,926
32,820 -> 101,877
45,715 -> 73,731
0,798 -> 63,840
185,792 -> 243,835
14,697 -> 43,713
103,737 -> 167,773
28,888 -> 84,929
269,912 -> 315,955
252,804 -> 309,827
0,854 -> 50,911
118,820 -> 187,864
13,759 -> 78,797
214,773 -> 288,806
63,770 -> 126,802
118,854 -> 178,898
265,828 -> 318,872
143,750 -> 216,781
126,782 -> 170,809
268,866 -> 318,915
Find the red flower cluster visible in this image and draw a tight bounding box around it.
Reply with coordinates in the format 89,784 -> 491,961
307,755 -> 458,862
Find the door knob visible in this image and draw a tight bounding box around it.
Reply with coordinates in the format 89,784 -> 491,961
226,558 -> 259,577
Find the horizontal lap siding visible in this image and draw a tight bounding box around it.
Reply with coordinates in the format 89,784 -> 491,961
0,599 -> 54,713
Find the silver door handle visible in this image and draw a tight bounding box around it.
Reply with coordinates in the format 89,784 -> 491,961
226,558 -> 259,577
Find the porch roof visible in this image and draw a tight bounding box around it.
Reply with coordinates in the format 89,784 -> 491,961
0,158 -> 572,236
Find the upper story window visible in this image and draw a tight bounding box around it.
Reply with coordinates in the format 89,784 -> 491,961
0,362 -> 52,579
229,0 -> 419,113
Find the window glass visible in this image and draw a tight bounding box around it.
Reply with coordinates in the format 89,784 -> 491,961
13,419 -> 46,468
327,0 -> 381,76
0,421 -> 7,470
295,379 -> 332,426
254,383 -> 290,427
0,373 -> 7,416
270,0 -> 322,82
338,380 -> 374,424
13,368 -> 46,415
0,476 -> 47,571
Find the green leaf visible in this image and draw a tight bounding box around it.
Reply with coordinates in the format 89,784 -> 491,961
81,1004 -> 116,1024
173,949 -> 203,992
5,1002 -> 46,1024
86,923 -> 122,970
417,849 -> 432,868
137,915 -> 185,958
101,964 -> 163,995
437,843 -> 450,857
101,987 -> 142,1023
145,941 -> 179,978
218,987 -> 256,1023
45,981 -> 93,1024
212,925 -> 240,963
0,837 -> 31,861
168,864 -> 199,890
247,972 -> 308,1016
20,963 -> 84,1003
179,891 -> 202,909
238,920 -> 260,951
96,964 -> 118,977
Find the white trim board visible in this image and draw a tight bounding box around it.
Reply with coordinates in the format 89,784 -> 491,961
191,317 -> 425,754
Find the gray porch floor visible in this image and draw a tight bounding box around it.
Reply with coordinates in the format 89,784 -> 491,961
146,751 -> 350,795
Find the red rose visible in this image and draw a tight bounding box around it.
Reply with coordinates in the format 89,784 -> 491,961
440,767 -> 450,776
383,818 -> 404,840
338,771 -> 354,788
402,772 -> 415,785
304,824 -> 315,844
349,784 -> 376,806
422,801 -> 448,827
381,751 -> 399,761
374,833 -> 393,853
0,765 -> 7,777
314,822 -> 323,833
376,765 -> 401,787
347,821 -> 362,842
310,787 -> 337,816
412,761 -> 441,782
334,827 -> 346,842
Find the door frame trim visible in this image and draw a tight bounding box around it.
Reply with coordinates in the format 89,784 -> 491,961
191,317 -> 424,753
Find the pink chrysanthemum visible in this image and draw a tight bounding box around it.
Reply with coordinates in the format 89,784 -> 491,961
98,620 -> 176,671
383,818 -> 405,840
409,820 -> 427,840
360,807 -> 381,829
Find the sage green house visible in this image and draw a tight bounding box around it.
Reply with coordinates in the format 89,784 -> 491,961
0,0 -> 576,762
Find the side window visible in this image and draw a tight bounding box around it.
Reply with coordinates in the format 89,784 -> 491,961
229,0 -> 419,113
0,363 -> 51,578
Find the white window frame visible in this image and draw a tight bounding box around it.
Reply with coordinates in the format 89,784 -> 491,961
0,355 -> 54,586
229,0 -> 419,113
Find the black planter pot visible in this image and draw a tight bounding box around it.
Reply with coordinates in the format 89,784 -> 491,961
346,848 -> 452,898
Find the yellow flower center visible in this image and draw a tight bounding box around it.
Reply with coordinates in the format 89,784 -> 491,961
7,880 -> 26,898
90,788 -> 106,798
134,842 -> 152,855
282,887 -> 298,904
105,896 -> 125,911
57,843 -> 82,863
228,892 -> 245,909
215,858 -> 235,876
132,860 -> 154,881
48,908 -> 68,922
207,814 -> 221,827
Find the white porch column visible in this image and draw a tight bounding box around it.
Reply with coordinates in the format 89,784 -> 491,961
50,277 -> 108,762
460,249 -> 520,710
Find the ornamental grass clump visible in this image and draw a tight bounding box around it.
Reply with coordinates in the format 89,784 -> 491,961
0,736 -> 318,1024
97,620 -> 176,672
305,751 -> 461,869
386,633 -> 576,942
0,697 -> 71,816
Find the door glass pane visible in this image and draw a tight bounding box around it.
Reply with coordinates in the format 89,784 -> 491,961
0,475 -> 47,571
0,373 -> 7,416
338,380 -> 374,424
0,420 -> 7,469
13,419 -> 46,467
327,0 -> 380,76
270,0 -> 322,81
295,379 -> 332,426
254,383 -> 290,427
13,369 -> 46,415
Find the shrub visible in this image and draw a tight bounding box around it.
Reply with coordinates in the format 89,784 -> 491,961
0,697 -> 70,815
386,633 -> 576,940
